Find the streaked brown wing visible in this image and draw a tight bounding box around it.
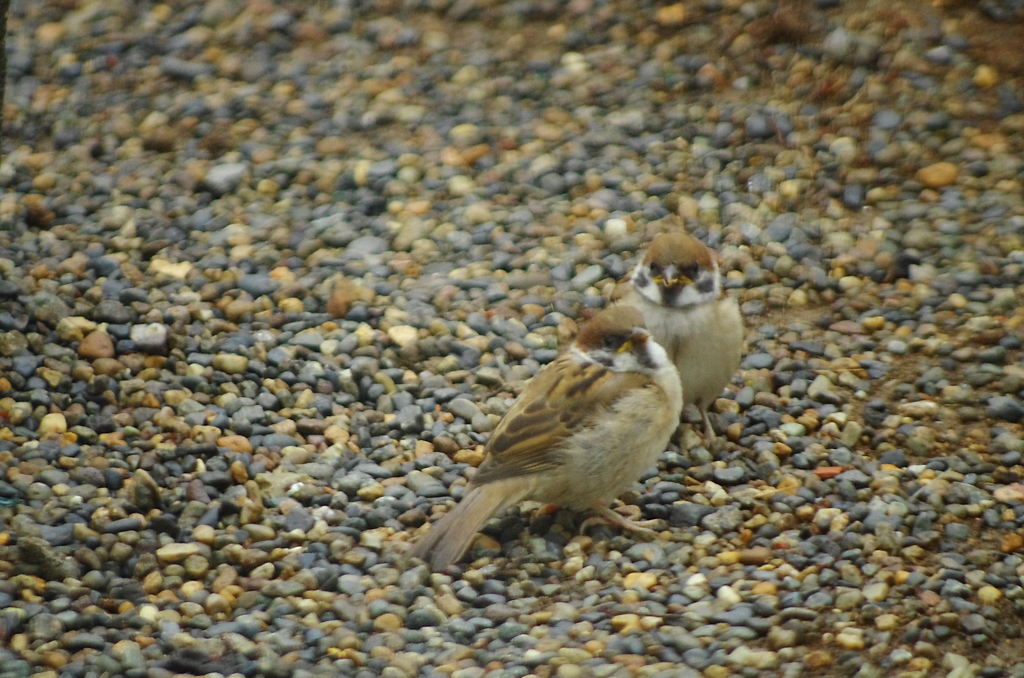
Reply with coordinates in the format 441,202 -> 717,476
471,355 -> 651,486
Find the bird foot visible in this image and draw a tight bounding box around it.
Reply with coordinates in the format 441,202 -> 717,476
580,506 -> 661,537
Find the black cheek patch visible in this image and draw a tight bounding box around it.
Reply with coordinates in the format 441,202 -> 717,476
634,270 -> 650,289
661,285 -> 683,306
696,275 -> 715,293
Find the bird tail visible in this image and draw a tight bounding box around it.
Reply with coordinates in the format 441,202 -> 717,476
408,483 -> 524,570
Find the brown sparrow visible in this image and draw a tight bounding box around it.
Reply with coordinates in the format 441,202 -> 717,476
619,232 -> 743,445
409,305 -> 683,570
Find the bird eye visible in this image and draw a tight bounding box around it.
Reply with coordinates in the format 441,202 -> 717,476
603,335 -> 620,350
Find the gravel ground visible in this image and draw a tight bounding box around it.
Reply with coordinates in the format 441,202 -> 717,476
2,0 -> 1024,677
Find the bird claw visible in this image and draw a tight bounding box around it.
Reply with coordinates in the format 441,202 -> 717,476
580,507 -> 661,537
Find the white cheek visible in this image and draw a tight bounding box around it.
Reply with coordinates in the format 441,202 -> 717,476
628,263 -> 656,304
637,283 -> 662,305
644,339 -> 673,370
673,285 -> 707,307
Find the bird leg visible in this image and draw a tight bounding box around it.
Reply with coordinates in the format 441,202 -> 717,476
699,405 -> 717,446
580,505 -> 661,537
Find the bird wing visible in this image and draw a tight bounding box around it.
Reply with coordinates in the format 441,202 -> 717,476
471,355 -> 651,486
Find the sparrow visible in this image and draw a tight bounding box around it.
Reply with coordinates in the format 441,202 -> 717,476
618,231 -> 743,445
409,305 -> 683,570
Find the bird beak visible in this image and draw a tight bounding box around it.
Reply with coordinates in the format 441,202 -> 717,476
654,266 -> 690,288
619,329 -> 648,352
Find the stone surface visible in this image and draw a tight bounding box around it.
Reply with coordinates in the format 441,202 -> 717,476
1,3 -> 1023,677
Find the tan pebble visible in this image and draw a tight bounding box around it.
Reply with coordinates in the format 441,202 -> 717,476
212,354 -> 249,374
38,413 -> 67,436
92,357 -> 123,377
864,581 -> 889,601
726,421 -> 743,441
453,446 -> 485,466
974,65 -> 998,88
324,425 -> 350,445
271,419 -> 298,436
387,325 -> 419,348
56,316 -> 96,341
875,614 -> 899,631
739,546 -> 772,565
752,582 -> 777,595
98,432 -> 125,445
610,614 -> 642,634
1002,532 -> 1023,553
804,651 -> 833,668
948,292 -> 968,308
703,666 -> 730,678
184,554 -> 209,578
211,568 -> 239,593
896,401 -> 938,418
373,613 -> 403,632
916,162 -> 958,188
149,259 -> 192,279
436,593 -> 463,616
205,593 -> 231,615
250,146 -> 277,164
230,460 -> 249,483
779,179 -> 802,198
217,435 -> 253,454
718,550 -> 740,565
907,657 -> 931,672
239,499 -> 265,526
36,22 -> 67,43
279,297 -> 304,313
192,525 -> 216,544
993,483 -> 1024,503
655,3 -> 686,25
978,585 -> 1001,605
41,650 -> 69,669
156,543 -> 202,563
143,126 -> 177,153
836,630 -> 864,650
776,476 -> 800,495
316,137 -> 347,156
358,483 -> 384,501
470,534 -> 498,554
623,572 -> 658,591
861,316 -> 885,332
225,298 -> 256,321
139,111 -> 169,133
256,179 -> 280,195
33,173 -> 57,191
180,581 -> 205,598
78,331 -> 115,359
142,571 -> 164,594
